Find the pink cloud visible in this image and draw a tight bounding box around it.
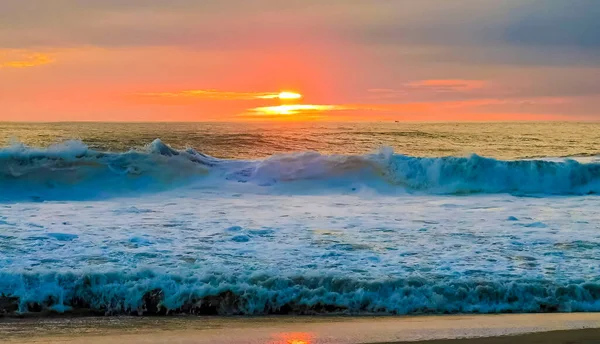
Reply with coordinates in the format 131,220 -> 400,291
367,80 -> 489,100
406,79 -> 488,92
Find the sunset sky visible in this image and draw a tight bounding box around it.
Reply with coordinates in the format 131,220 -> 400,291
1,0 -> 599,121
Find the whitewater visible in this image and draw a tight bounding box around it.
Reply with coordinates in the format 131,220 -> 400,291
1,138 -> 600,316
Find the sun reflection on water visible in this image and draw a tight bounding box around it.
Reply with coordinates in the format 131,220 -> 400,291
270,331 -> 314,344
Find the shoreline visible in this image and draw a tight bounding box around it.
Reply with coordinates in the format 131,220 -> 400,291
3,313 -> 600,343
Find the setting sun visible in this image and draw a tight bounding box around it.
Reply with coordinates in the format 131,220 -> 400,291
256,91 -> 303,100
277,91 -> 302,100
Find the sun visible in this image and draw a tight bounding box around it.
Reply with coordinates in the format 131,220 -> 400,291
277,91 -> 302,100
255,91 -> 302,100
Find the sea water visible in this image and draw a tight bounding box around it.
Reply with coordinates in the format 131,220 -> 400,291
1,122 -> 600,315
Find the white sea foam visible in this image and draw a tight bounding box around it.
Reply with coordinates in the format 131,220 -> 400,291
1,187 -> 600,315
1,140 -> 600,315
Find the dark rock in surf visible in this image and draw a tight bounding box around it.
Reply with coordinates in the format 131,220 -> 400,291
141,288 -> 166,315
179,290 -> 243,315
0,295 -> 19,315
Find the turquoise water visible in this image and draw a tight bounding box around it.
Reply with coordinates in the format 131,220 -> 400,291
0,122 -> 599,315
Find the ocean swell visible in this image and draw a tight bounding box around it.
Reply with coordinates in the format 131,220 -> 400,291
1,271 -> 600,316
0,139 -> 213,200
1,139 -> 599,200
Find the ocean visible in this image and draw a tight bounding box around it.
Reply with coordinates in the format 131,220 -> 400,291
1,121 -> 600,315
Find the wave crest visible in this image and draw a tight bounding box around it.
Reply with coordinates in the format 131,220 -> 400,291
1,271 -> 599,315
0,139 -> 212,200
1,139 -> 599,200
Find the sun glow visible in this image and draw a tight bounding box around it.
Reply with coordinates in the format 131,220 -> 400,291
278,91 -> 303,100
137,89 -> 303,101
256,91 -> 302,100
252,104 -> 345,115
272,332 -> 313,344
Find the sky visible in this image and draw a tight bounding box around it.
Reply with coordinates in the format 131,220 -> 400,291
1,0 -> 599,122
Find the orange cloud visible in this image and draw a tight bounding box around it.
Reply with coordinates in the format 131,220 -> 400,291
250,104 -> 351,115
0,50 -> 54,68
136,89 -> 302,101
239,104 -> 349,121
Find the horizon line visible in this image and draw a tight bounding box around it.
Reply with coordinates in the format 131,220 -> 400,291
2,119 -> 599,124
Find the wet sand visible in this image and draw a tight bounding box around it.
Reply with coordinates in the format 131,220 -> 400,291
2,314 -> 600,343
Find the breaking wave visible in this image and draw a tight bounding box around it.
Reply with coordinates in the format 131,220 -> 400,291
1,139 -> 599,200
1,271 -> 600,315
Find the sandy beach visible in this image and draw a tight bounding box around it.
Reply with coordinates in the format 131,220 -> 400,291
3,314 -> 600,344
